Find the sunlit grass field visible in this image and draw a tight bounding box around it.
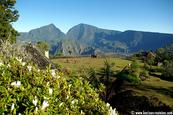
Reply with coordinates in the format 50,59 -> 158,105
51,57 -> 173,109
52,57 -> 131,73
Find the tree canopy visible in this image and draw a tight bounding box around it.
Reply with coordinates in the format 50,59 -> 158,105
0,0 -> 20,44
68,50 -> 73,55
35,40 -> 50,53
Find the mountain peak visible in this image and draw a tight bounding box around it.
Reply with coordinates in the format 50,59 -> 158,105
42,23 -> 57,29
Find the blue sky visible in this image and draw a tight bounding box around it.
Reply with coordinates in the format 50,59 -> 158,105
13,0 -> 173,34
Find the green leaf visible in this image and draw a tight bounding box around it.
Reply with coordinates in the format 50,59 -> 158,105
0,86 -> 7,93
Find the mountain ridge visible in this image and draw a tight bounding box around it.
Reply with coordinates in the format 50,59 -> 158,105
16,23 -> 173,56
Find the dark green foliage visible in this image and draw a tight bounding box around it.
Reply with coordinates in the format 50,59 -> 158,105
0,0 -> 20,44
68,50 -> 73,55
71,70 -> 78,74
161,60 -> 173,80
143,62 -> 149,70
87,67 -> 100,89
103,59 -> 115,102
149,56 -> 155,71
155,44 -> 173,64
129,59 -> 139,74
140,70 -> 148,76
121,74 -> 141,83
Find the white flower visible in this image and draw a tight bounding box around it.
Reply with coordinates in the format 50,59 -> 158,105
106,102 -> 110,107
69,84 -> 72,87
18,113 -> 21,115
95,98 -> 99,101
16,80 -> 21,88
71,100 -> 75,104
51,70 -> 56,76
35,107 -> 38,111
11,81 -> 16,85
74,99 -> 78,103
22,62 -> 25,66
27,66 -> 32,71
0,62 -> 3,66
11,80 -> 21,88
18,58 -> 22,63
46,82 -> 49,85
2,71 -> 5,76
42,100 -> 49,110
110,106 -> 112,111
59,102 -> 63,106
81,110 -> 84,114
44,96 -> 49,100
7,64 -> 10,67
16,57 -> 22,63
49,88 -> 53,94
11,103 -> 15,110
38,88 -> 40,90
56,76 -> 60,79
67,95 -> 69,99
32,96 -> 37,106
38,69 -> 40,72
108,107 -> 117,115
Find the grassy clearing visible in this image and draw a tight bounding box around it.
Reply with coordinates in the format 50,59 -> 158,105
52,57 -> 131,74
52,57 -> 173,110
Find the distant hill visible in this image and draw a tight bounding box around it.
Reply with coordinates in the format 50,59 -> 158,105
17,24 -> 65,46
54,39 -> 102,56
16,23 -> 173,56
66,24 -> 173,53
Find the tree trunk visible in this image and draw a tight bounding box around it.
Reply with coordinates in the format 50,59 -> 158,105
105,67 -> 109,102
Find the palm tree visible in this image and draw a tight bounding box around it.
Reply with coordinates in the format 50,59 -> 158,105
103,58 -> 115,102
87,67 -> 100,89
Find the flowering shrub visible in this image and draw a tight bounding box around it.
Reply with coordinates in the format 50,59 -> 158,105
0,39 -> 32,62
0,56 -> 118,114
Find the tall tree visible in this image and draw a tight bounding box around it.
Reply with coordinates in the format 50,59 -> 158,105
35,40 -> 50,53
87,67 -> 100,89
156,48 -> 165,62
68,50 -> 73,55
0,0 -> 20,44
149,56 -> 155,71
103,58 -> 115,102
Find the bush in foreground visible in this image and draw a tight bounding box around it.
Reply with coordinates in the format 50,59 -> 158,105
0,56 -> 118,114
0,39 -> 32,62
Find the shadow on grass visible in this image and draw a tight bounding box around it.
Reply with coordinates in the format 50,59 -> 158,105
147,86 -> 173,98
149,72 -> 173,81
108,90 -> 172,115
107,83 -> 173,115
116,66 -> 121,68
126,84 -> 173,98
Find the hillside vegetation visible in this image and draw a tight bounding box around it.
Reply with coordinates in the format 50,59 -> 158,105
53,39 -> 102,56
